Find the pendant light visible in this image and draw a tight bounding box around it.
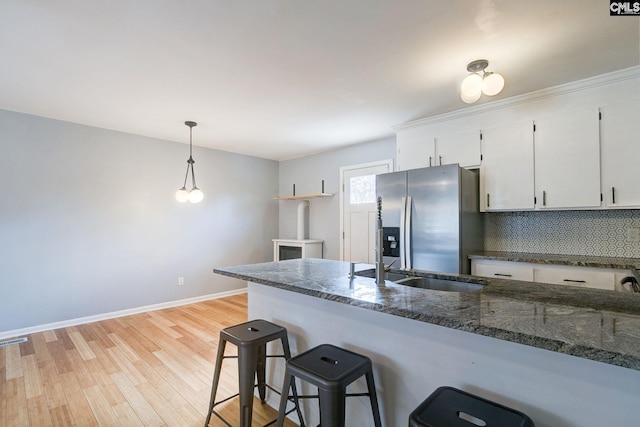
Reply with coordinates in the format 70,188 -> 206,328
175,121 -> 204,203
460,59 -> 505,104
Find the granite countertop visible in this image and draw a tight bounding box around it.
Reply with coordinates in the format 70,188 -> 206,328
214,258 -> 640,371
469,251 -> 640,269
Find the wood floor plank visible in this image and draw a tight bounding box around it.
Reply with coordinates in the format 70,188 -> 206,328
48,404 -> 74,427
110,371 -> 164,427
4,378 -> 29,427
82,384 -> 120,426
42,330 -> 58,344
45,340 -> 73,375
58,372 -> 98,427
68,330 -> 96,361
21,354 -> 44,399
26,394 -> 53,427
5,344 -> 23,380
110,401 -> 144,427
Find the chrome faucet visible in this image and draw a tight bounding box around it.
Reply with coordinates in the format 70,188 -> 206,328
375,196 -> 385,284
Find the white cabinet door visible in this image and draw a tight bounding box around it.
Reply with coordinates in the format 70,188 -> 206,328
480,122 -> 535,211
534,108 -> 601,209
600,99 -> 640,208
435,129 -> 481,168
396,126 -> 436,171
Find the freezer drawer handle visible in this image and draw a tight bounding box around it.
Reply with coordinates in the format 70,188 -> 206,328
493,273 -> 512,277
563,279 -> 586,283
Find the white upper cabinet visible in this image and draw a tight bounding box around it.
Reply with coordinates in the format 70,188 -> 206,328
533,108 -> 602,209
396,126 -> 481,171
480,121 -> 535,211
435,129 -> 481,169
600,99 -> 640,208
396,126 -> 436,171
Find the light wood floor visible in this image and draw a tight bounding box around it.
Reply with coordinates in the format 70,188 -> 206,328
0,293 -> 299,426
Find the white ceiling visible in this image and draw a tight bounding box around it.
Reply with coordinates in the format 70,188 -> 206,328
1,1 -> 638,160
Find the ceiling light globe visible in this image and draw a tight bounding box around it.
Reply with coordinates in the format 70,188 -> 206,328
189,187 -> 204,203
461,73 -> 483,98
482,72 -> 505,96
175,187 -> 190,203
461,89 -> 482,104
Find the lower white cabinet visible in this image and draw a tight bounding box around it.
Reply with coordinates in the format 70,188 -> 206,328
471,259 -> 627,291
533,265 -> 614,290
472,260 -> 534,281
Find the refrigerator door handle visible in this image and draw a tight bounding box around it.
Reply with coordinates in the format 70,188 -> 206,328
405,196 -> 412,269
400,197 -> 406,269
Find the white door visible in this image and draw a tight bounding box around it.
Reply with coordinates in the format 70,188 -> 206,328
341,161 -> 393,262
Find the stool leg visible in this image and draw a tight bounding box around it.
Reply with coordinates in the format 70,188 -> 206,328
276,373 -> 294,427
238,346 -> 259,427
257,343 -> 267,403
280,335 -> 305,426
204,338 -> 227,427
365,370 -> 382,427
318,387 -> 346,427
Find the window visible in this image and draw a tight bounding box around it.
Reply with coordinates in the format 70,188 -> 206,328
349,175 -> 376,204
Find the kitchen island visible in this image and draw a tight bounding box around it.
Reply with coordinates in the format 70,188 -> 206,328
214,259 -> 640,427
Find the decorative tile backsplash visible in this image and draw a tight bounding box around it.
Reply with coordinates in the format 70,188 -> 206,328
485,210 -> 640,258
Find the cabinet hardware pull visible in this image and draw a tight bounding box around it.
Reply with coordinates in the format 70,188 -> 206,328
612,187 -> 616,204
429,156 -> 432,167
494,273 -> 512,277
563,279 -> 586,283
439,155 -> 442,165
542,190 -> 547,206
487,193 -> 490,208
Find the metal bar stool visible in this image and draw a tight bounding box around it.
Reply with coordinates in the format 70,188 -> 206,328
276,344 -> 382,427
409,386 -> 535,427
204,319 -> 304,427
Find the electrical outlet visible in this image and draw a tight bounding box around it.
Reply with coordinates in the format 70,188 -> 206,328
627,227 -> 640,243
178,276 -> 184,286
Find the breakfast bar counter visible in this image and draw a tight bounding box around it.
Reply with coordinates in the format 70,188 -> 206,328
214,258 -> 640,427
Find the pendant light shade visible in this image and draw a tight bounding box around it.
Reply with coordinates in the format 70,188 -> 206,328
460,59 -> 504,104
175,121 -> 204,204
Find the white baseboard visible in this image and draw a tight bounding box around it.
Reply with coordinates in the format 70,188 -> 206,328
0,288 -> 248,341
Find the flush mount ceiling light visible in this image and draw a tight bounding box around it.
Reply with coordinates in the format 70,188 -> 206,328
175,121 -> 204,204
460,59 -> 505,104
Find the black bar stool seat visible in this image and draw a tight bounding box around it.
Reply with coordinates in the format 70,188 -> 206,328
409,386 -> 534,427
205,319 -> 303,427
276,343 -> 382,427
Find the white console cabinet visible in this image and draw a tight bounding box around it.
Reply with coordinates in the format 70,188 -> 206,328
273,239 -> 323,261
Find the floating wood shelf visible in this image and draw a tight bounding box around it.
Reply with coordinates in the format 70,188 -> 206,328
273,193 -> 334,200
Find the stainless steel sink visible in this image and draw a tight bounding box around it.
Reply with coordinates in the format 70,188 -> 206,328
394,277 -> 484,292
354,268 -> 486,292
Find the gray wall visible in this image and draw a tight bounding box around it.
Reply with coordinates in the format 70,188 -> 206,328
0,109 -> 278,333
278,137 -> 396,260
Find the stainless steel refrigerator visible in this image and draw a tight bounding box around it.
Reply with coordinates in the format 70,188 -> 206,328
376,164 -> 483,274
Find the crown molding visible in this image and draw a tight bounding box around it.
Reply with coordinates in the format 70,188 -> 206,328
393,66 -> 640,131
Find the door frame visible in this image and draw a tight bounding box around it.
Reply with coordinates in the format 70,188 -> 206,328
339,159 -> 394,261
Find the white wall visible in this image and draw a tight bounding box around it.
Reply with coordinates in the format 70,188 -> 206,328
0,109 -> 278,334
278,138 -> 396,260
